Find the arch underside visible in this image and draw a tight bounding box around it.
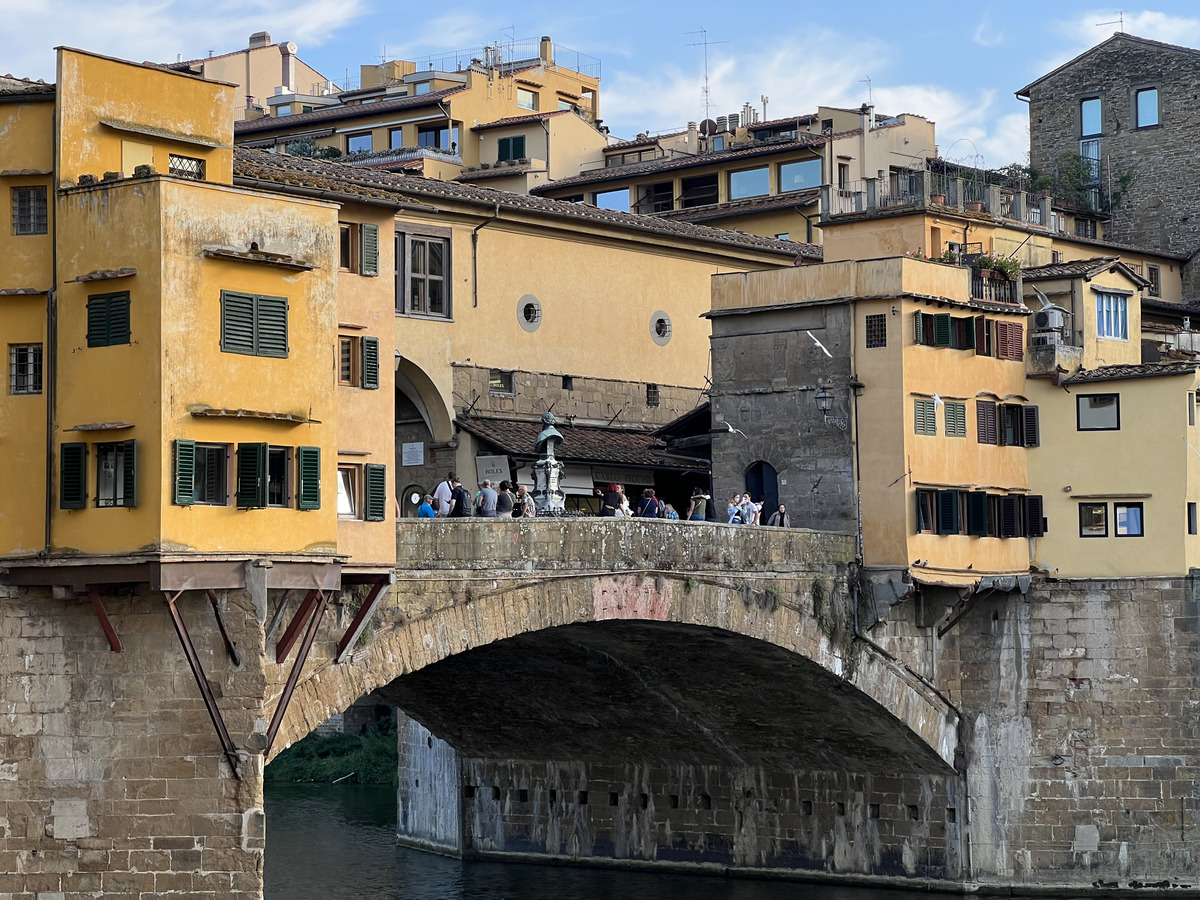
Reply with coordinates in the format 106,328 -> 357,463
374,620 -> 952,776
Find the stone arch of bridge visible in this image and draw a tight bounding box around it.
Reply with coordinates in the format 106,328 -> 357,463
270,569 -> 959,774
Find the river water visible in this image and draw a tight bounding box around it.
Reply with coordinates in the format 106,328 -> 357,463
264,784 -> 957,900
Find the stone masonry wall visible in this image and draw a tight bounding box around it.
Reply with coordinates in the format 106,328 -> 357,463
0,584 -> 267,899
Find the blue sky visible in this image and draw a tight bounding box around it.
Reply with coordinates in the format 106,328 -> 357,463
5,3 -> 1200,168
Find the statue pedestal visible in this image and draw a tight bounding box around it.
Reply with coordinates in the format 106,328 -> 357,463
532,457 -> 565,513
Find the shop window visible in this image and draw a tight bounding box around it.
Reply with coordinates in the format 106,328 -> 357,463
489,370 -> 514,394
11,185 -> 47,235
220,291 -> 288,357
1077,394 -> 1119,430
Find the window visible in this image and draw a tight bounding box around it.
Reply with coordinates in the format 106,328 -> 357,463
340,223 -> 379,276
680,174 -> 718,208
266,446 -> 291,507
389,128 -> 405,150
914,399 -> 937,435
1079,502 -> 1107,537
1077,394 -> 1119,430
1114,502 -> 1144,537
9,343 -> 42,394
230,443 -> 306,509
1080,97 -> 1102,137
646,383 -> 659,407
399,234 -> 449,317
636,182 -> 673,214
915,489 -> 936,532
730,167 -> 769,200
347,132 -> 373,154
558,99 -> 575,111
1096,292 -> 1128,340
339,337 -> 357,384
337,464 -> 359,517
977,400 -> 997,445
775,232 -> 790,240
913,311 -> 979,350
864,314 -> 886,348
1189,502 -> 1197,536
86,291 -> 131,347
489,369 -> 514,394
337,335 -> 379,389
339,224 -> 354,270
516,88 -> 538,111
1192,393 -> 1198,427
95,440 -> 137,508
945,401 -> 967,437
1075,217 -> 1097,239
168,154 -> 205,180
296,446 -> 320,510
497,135 -> 526,162
592,189 -> 629,212
1135,88 -> 1159,128
195,444 -> 227,505
220,291 -> 288,358
414,82 -> 430,96
12,186 -> 47,235
778,158 -> 821,194
994,321 -> 1024,360
418,124 -> 458,150
1147,264 -> 1161,297
837,163 -> 850,189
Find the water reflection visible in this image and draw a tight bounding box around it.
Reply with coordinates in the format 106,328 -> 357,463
264,784 -> 941,900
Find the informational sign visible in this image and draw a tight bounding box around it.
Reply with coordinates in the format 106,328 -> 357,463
401,442 -> 424,466
474,454 -> 510,485
592,466 -> 651,486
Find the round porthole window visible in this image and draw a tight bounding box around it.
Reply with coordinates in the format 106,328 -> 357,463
518,294 -> 542,332
650,310 -> 672,346
409,491 -> 422,505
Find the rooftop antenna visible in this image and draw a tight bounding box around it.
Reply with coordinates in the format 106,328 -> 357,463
686,28 -> 727,126
860,75 -> 873,106
1096,11 -> 1125,32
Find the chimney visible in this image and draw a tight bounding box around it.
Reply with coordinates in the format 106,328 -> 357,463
861,103 -> 875,130
249,31 -> 271,49
279,41 -> 297,92
687,121 -> 698,148
540,36 -> 553,64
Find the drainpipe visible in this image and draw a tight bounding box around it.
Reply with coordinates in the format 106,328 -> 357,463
44,88 -> 61,555
541,118 -> 551,179
471,203 -> 500,308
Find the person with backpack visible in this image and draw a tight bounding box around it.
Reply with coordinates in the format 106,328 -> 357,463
448,476 -> 472,518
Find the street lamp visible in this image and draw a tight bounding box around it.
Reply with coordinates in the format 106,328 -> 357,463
814,388 -> 848,430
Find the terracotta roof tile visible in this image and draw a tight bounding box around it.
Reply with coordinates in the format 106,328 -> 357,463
234,85 -> 467,135
652,188 -> 819,223
470,110 -> 574,131
1022,257 -> 1120,279
0,75 -> 54,97
455,415 -> 706,470
1062,362 -> 1198,384
232,148 -> 813,259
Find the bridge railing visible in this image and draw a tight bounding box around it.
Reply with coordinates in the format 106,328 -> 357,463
396,518 -> 855,575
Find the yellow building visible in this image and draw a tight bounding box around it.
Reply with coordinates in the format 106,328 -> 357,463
0,49 -> 395,594
233,35 -> 608,187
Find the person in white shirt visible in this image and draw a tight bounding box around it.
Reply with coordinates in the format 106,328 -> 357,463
433,471 -> 456,517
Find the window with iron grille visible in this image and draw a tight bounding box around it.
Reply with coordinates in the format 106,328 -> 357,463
865,313 -> 887,348
10,343 -> 42,394
646,383 -> 660,407
1147,265 -> 1161,297
95,440 -> 137,508
168,154 -> 205,180
12,186 -> 47,235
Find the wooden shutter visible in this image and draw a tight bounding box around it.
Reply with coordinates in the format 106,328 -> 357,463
60,442 -> 88,509
361,336 -> 380,390
913,311 -> 927,345
255,295 -> 289,358
937,490 -> 959,534
1024,494 -> 1045,537
996,321 -> 1025,361
360,224 -> 379,277
967,492 -> 989,536
974,316 -> 990,356
296,446 -> 321,511
976,400 -> 997,444
119,439 -> 137,508
235,442 -> 268,508
945,402 -> 966,437
86,296 -> 109,347
1022,405 -> 1040,447
961,316 -> 976,349
107,293 -> 131,345
999,496 -> 1021,537
934,313 -> 952,347
174,439 -> 196,506
915,398 -> 935,435
221,291 -> 256,354
364,463 -> 387,522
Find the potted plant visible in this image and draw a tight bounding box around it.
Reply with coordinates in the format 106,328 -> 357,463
930,191 -> 947,205
975,254 -> 1022,280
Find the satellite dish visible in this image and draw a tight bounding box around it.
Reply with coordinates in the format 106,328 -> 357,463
699,119 -> 717,136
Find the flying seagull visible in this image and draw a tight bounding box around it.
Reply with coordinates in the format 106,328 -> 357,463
726,422 -> 748,438
806,330 -> 833,358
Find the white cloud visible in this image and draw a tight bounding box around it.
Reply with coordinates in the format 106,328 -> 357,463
973,10 -> 1006,47
0,0 -> 365,81
1028,8 -> 1200,78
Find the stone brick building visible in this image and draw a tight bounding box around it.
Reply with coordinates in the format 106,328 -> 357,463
1018,33 -> 1200,294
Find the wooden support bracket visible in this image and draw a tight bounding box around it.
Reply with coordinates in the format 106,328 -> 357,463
335,578 -> 389,664
275,589 -> 319,664
88,586 -> 122,652
265,590 -> 329,755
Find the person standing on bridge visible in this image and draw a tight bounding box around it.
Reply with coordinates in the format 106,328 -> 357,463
475,480 -> 498,517
417,494 -> 436,518
766,503 -> 790,527
448,476 -> 472,518
635,488 -> 661,518
513,484 -> 536,518
687,487 -> 709,521
495,480 -> 515,518
434,471 -> 456,517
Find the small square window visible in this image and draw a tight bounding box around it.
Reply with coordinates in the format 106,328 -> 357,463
337,465 -> 360,518
516,88 -> 538,111
488,370 -> 514,394
9,343 -> 42,394
865,313 -> 887,349
1135,88 -> 1159,128
646,383 -> 660,408
1079,502 -> 1108,537
168,154 -> 205,180
498,135 -> 526,162
1114,502 -> 1143,537
1077,394 -> 1120,430
12,186 -> 47,235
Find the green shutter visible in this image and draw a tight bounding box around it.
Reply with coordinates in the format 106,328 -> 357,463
966,492 -> 989,536
962,316 -> 976,349
361,336 -> 379,390
235,442 -> 268,508
174,439 -> 196,506
60,443 -> 88,509
913,311 -> 926,345
364,463 -> 387,521
933,313 -> 952,347
120,439 -> 137,508
86,296 -> 109,347
107,293 -> 131,345
360,224 -> 379,277
513,135 -> 526,159
915,399 -> 936,435
1022,405 -> 1040,447
254,295 -> 289,358
296,446 -> 321,511
221,291 -> 257,354
936,490 -> 959,534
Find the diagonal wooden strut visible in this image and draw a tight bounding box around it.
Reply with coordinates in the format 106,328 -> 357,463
335,578 -> 389,664
275,589 -> 319,664
265,590 -> 329,755
88,586 -> 122,652
205,589 -> 243,666
165,590 -> 241,780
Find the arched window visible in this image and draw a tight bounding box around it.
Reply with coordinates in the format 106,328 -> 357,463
744,461 -> 779,515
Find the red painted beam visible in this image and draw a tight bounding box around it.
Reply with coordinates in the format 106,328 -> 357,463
335,578 -> 389,664
275,589 -> 318,664
88,586 -> 122,652
265,590 -> 329,755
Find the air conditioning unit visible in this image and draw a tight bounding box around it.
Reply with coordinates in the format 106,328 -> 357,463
1034,308 -> 1066,330
1032,332 -> 1061,348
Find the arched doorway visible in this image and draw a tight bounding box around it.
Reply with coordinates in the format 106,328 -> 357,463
399,483 -> 425,518
744,461 -> 778,515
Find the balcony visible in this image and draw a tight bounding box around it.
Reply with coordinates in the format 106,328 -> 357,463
969,267 -> 1019,305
